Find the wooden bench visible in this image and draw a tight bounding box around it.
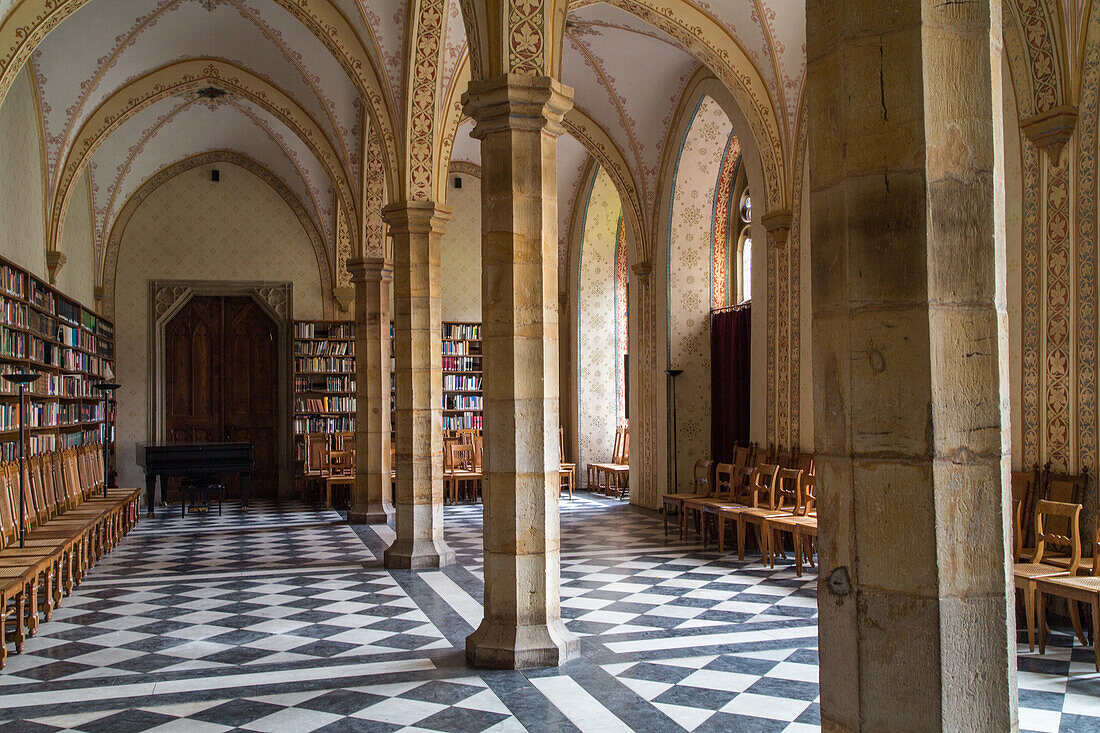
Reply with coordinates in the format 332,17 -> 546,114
0,444 -> 140,668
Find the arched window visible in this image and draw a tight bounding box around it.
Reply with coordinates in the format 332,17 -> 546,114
736,190 -> 752,303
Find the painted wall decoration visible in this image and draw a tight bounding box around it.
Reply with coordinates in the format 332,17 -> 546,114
577,166 -> 624,482
666,94 -> 733,491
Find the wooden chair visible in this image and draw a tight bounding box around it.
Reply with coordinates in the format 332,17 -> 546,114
764,473 -> 818,575
324,449 -> 355,509
663,459 -> 713,537
683,463 -> 738,549
732,465 -> 797,562
603,428 -> 630,499
298,433 -> 329,503
559,427 -> 575,499
1035,514 -> 1100,669
588,426 -> 624,493
1013,500 -> 1082,652
444,441 -> 480,504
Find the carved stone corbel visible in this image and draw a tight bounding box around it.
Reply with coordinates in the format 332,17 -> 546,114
761,209 -> 794,247
333,286 -> 355,314
45,251 -> 66,284
1021,105 -> 1078,165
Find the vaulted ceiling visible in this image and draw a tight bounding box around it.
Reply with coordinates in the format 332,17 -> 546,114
5,0 -> 807,286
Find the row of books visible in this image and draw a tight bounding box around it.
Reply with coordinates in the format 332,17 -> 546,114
0,265 -> 24,298
442,341 -> 480,356
442,356 -> 480,372
443,374 -> 481,391
295,357 -> 355,373
0,371 -> 93,399
443,413 -> 483,431
444,395 -> 483,410
0,401 -> 59,429
294,322 -> 354,339
295,396 -> 355,413
58,324 -> 95,351
28,280 -> 56,311
294,375 -> 356,392
1,296 -> 25,328
0,433 -> 56,460
58,348 -> 108,375
442,324 -> 481,340
294,340 -> 354,356
293,415 -> 355,434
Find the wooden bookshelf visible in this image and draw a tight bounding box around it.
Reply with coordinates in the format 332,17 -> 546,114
0,255 -> 115,464
292,320 -> 355,472
441,321 -> 482,431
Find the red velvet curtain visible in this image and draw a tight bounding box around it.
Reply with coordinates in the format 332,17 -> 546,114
711,304 -> 751,462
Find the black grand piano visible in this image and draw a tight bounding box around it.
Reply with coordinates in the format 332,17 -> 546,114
137,442 -> 254,516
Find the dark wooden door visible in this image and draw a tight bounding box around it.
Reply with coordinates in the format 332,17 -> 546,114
165,296 -> 279,498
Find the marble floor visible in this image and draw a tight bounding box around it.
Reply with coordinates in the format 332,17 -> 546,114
0,495 -> 1097,732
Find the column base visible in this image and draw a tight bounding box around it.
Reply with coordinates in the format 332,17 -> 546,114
347,504 -> 394,525
383,539 -> 455,569
466,618 -> 580,670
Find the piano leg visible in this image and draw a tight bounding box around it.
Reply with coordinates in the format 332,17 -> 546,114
242,472 -> 252,511
146,474 -> 157,516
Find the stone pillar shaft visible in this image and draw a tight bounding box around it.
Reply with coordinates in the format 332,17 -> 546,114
462,74 -> 579,669
807,1 -> 1015,730
383,202 -> 454,569
348,256 -> 393,524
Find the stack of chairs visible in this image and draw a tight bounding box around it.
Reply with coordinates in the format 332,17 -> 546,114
665,444 -> 818,569
298,432 -> 357,508
0,444 -> 140,668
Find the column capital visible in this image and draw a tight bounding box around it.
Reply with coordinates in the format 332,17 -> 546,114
381,201 -> 451,235
631,260 -> 653,278
347,256 -> 393,285
461,74 -> 574,139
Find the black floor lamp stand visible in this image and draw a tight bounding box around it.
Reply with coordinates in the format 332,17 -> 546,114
665,368 -> 683,493
4,371 -> 39,548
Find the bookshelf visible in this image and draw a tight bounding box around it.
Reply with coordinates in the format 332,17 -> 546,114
292,320 -> 355,472
0,256 -> 115,463
441,321 -> 482,431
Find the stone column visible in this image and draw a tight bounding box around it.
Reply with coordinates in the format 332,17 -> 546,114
382,202 -> 455,569
347,256 -> 393,524
807,1 -> 1015,730
463,74 -> 580,669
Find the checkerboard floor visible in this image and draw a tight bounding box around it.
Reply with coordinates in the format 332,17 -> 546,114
0,494 -> 1097,732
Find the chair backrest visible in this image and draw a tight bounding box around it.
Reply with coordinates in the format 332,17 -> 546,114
795,451 -> 814,476
773,468 -> 803,512
333,431 -> 354,451
328,450 -> 354,476
1033,499 -> 1083,573
0,462 -> 15,549
747,464 -> 780,508
559,426 -> 567,464
1011,466 -> 1040,555
618,427 -> 630,465
305,433 -> 328,473
472,436 -> 483,472
712,463 -> 734,501
798,474 -> 817,516
446,442 -> 474,474
608,425 -> 624,463
731,446 -> 749,487
27,454 -> 50,523
692,459 -> 713,497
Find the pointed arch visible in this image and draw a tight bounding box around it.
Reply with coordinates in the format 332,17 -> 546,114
101,150 -> 334,320
49,59 -> 358,284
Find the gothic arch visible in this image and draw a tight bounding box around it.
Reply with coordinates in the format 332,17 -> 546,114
0,0 -> 401,198
48,58 -> 358,277
101,151 -> 334,320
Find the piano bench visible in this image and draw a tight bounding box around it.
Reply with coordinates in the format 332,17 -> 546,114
181,480 -> 226,517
